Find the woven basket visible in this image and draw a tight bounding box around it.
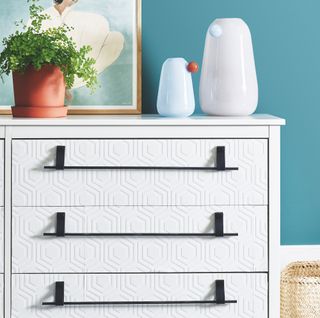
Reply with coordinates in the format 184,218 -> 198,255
281,261 -> 320,318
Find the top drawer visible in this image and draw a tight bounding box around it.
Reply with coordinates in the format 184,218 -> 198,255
12,139 -> 268,207
0,140 -> 3,207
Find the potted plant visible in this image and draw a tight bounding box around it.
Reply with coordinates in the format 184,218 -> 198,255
0,0 -> 98,118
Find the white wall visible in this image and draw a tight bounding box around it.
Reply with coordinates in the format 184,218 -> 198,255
281,245 -> 320,269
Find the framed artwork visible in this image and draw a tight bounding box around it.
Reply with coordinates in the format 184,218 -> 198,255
0,0 -> 141,114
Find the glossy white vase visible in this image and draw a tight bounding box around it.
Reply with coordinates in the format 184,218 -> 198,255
157,58 -> 195,117
200,18 -> 258,116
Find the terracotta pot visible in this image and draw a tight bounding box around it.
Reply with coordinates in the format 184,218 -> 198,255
12,64 -> 68,118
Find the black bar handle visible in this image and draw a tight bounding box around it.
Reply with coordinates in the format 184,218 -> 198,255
44,146 -> 239,171
214,212 -> 224,237
216,146 -> 226,171
56,212 -> 66,237
215,280 -> 226,304
55,146 -> 65,171
55,281 -> 65,306
42,280 -> 237,306
43,212 -> 239,238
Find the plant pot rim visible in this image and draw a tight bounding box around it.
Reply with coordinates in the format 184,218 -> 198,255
11,106 -> 68,118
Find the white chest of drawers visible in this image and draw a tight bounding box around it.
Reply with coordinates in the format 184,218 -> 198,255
0,114 -> 285,318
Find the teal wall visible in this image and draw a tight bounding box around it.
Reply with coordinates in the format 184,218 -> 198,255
142,0 -> 320,245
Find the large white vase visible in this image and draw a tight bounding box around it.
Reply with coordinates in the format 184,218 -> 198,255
200,18 -> 258,116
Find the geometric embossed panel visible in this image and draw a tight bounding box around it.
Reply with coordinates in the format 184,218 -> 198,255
12,139 -> 268,206
0,209 -> 3,273
12,273 -> 267,318
12,206 -> 267,273
0,141 -> 4,207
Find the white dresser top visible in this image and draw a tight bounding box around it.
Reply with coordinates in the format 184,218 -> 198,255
0,114 -> 285,126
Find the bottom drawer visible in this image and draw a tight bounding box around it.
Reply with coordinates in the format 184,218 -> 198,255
12,273 -> 267,318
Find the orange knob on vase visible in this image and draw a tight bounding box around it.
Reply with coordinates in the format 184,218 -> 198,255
187,61 -> 199,73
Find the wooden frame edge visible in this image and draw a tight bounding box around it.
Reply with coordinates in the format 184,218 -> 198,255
0,110 -> 11,115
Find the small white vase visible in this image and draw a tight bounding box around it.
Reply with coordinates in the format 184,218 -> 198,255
157,58 -> 195,117
199,18 -> 258,116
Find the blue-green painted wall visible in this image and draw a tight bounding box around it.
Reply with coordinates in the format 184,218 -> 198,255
142,0 -> 320,245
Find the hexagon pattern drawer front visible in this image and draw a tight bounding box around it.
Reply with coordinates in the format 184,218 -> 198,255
0,209 -> 4,273
12,206 -> 267,273
0,141 -> 4,207
12,139 -> 268,207
12,273 -> 267,318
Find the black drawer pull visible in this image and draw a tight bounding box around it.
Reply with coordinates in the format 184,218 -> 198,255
44,145 -> 239,171
43,212 -> 239,238
42,280 -> 237,306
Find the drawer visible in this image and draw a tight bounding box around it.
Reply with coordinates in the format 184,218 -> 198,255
0,209 -> 3,273
0,141 -> 3,207
12,206 -> 267,273
12,273 -> 267,318
12,139 -> 268,206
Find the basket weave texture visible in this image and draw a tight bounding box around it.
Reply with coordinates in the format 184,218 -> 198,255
281,261 -> 320,318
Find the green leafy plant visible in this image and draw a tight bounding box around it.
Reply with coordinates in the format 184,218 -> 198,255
0,0 -> 98,91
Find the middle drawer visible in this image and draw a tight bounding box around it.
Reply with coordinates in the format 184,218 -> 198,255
12,206 -> 268,273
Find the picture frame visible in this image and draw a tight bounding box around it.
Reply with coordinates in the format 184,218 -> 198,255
0,0 -> 142,115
